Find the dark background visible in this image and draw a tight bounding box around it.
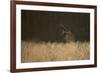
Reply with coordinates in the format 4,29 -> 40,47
21,10 -> 90,42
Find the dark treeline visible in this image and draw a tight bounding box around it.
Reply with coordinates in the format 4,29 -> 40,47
21,10 -> 90,42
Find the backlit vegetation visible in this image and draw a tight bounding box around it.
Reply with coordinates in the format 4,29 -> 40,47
21,41 -> 90,63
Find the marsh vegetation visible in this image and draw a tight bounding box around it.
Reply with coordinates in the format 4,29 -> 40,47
21,41 -> 90,63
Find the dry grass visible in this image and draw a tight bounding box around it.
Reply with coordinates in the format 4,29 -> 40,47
21,41 -> 90,63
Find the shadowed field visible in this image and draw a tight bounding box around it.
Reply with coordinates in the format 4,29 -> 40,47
21,41 -> 90,63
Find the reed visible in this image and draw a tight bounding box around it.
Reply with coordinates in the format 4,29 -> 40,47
21,41 -> 90,63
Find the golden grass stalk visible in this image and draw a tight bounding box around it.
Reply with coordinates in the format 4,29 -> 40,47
21,41 -> 90,63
